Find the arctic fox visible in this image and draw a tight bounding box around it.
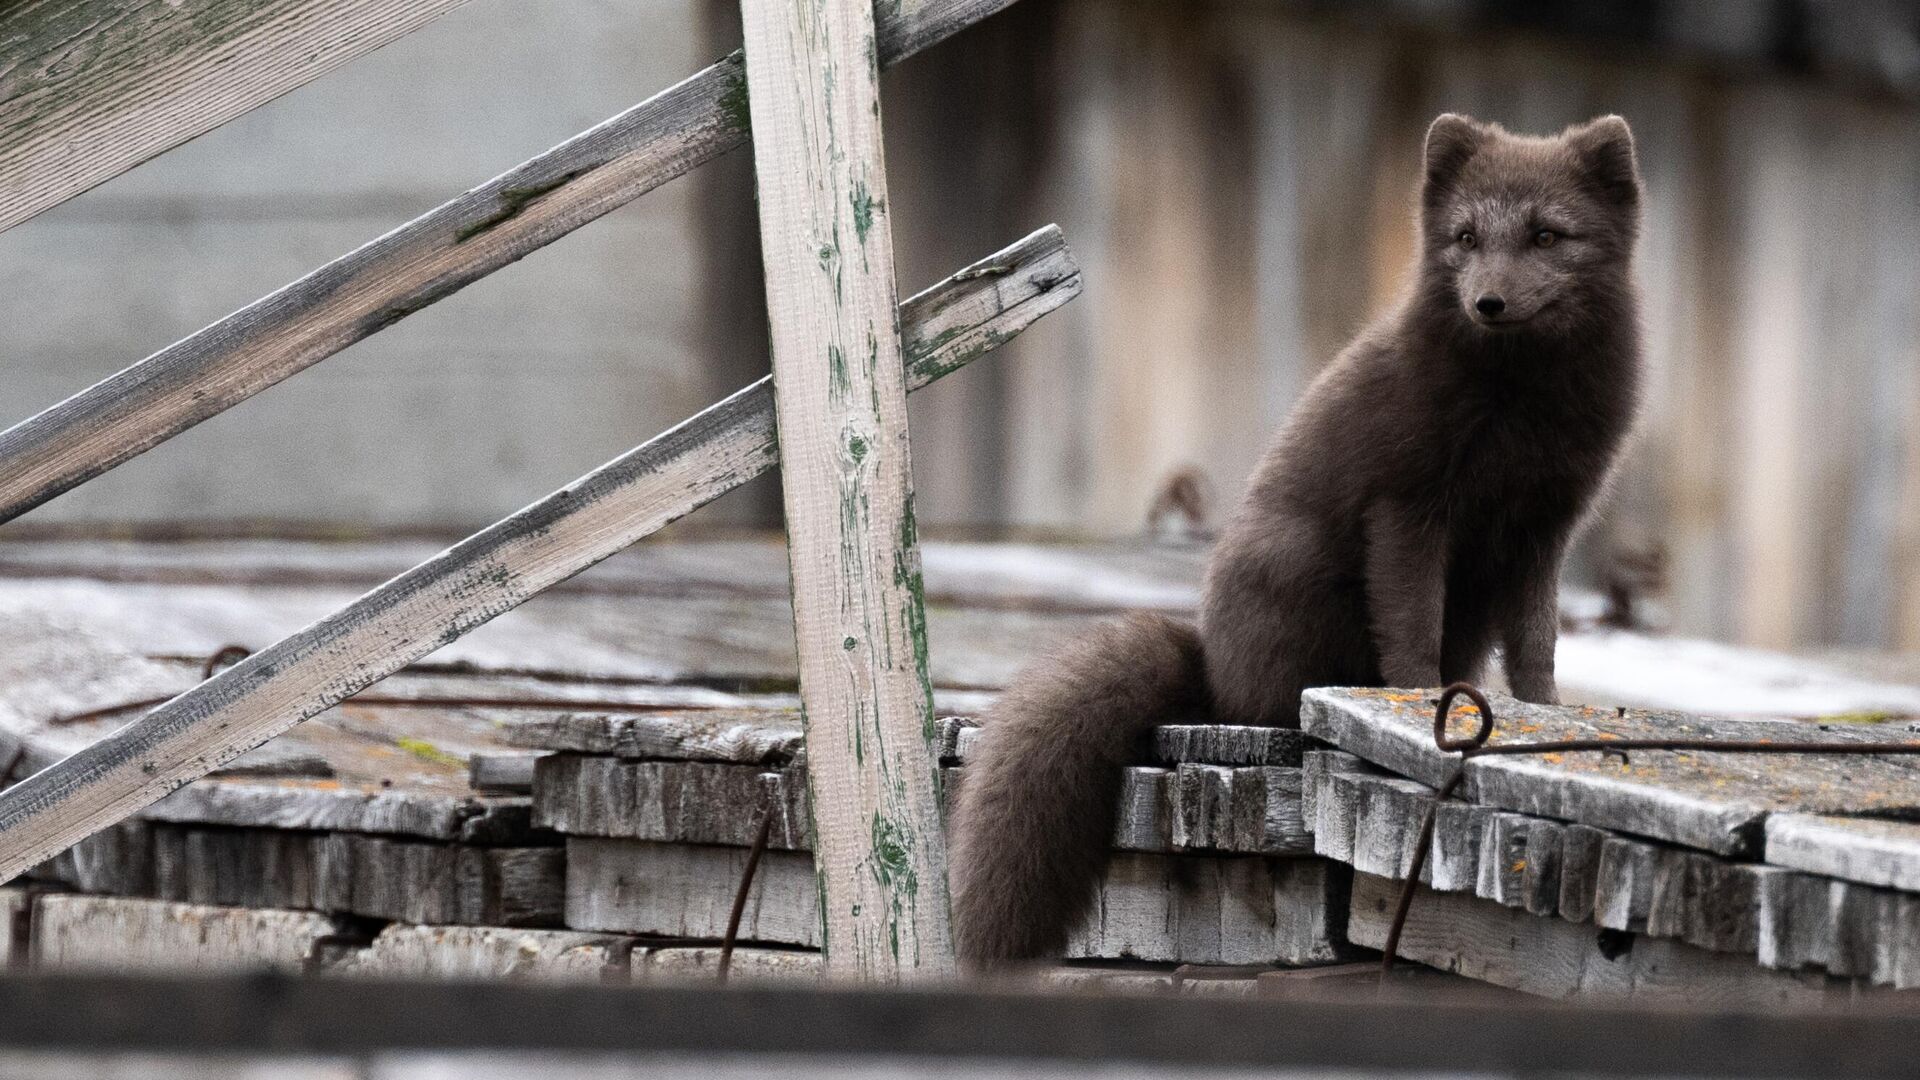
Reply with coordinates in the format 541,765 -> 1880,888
951,114 -> 1645,963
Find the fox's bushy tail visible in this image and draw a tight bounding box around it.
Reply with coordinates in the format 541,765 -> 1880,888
949,612 -> 1205,964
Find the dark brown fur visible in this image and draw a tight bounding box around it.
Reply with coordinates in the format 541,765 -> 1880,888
951,114 -> 1645,964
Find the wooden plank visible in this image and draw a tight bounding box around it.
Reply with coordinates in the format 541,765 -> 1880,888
565,836 -> 1346,967
29,894 -> 344,974
141,780 -> 533,844
0,0 -> 1023,524
1064,854 -> 1348,967
532,756 -> 809,850
1347,873 -> 1849,1005
1153,727 -> 1304,767
563,837 -> 822,947
1594,835 -> 1663,932
639,946 -> 823,984
332,836 -> 563,928
328,924 -> 635,984
0,0 -> 471,234
1557,824 -> 1608,924
505,709 -> 803,764
1766,813 -> 1920,892
0,226 -> 1080,885
741,0 -> 951,978
1303,687 -> 1920,856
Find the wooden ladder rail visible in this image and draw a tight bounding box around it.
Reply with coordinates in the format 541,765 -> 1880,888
0,0 -> 476,236
0,224 -> 1080,887
0,0 -> 1021,527
741,0 -> 956,976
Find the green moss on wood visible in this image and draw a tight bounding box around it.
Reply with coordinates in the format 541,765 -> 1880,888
455,169 -> 588,244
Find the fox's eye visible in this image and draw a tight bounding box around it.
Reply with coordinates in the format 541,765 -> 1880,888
1534,229 -> 1558,248
1456,230 -> 1476,250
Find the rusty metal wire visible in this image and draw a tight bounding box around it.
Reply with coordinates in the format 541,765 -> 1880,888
1380,681 -> 1920,980
718,790 -> 778,985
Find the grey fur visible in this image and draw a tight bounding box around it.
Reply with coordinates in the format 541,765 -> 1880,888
952,114 -> 1644,964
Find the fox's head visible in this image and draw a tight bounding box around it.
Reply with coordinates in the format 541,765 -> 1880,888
1419,113 -> 1641,337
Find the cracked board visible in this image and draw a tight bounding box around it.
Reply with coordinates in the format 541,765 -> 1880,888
1302,687 -> 1920,856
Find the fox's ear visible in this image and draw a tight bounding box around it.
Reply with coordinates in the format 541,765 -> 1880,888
1567,115 -> 1641,208
1424,114 -> 1486,194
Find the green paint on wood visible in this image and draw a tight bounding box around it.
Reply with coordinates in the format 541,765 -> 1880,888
850,182 -> 879,244
847,433 -> 868,464
717,53 -> 752,133
828,344 -> 851,404
455,170 -> 588,244
843,635 -> 858,651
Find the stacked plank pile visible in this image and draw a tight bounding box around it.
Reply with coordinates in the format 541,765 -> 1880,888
1302,687 -> 1920,1002
512,707 -> 1358,979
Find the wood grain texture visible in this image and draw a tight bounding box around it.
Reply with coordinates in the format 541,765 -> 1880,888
1348,872 -> 1850,1005
1303,687 -> 1920,856
329,924 -> 635,984
506,709 -> 803,764
1766,813 -> 1920,893
741,0 -> 952,977
29,894 -> 344,974
0,0 -> 1022,526
0,226 -> 1080,886
0,0 -> 471,235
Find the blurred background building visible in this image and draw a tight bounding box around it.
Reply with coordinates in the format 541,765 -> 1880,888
3,0 -> 1919,653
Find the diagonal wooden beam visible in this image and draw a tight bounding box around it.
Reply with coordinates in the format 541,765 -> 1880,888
0,0 -> 1023,527
0,225 -> 1080,885
0,0 -> 476,236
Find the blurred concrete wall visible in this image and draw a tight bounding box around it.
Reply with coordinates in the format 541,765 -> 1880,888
4,0 -> 1920,652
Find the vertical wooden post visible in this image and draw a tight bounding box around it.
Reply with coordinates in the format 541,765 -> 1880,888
739,0 -> 954,976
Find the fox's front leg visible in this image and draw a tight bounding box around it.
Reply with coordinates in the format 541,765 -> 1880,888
1364,501 -> 1446,689
1502,548 -> 1562,705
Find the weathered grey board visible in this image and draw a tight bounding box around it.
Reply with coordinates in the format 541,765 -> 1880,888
563,838 -> 822,948
327,924 -> 634,984
0,225 -> 1081,885
323,835 -> 563,928
533,756 -> 808,850
142,781 -> 533,845
0,0 -> 1023,523
26,819 -> 156,896
1064,853 -> 1348,967
1303,687 -> 1920,856
29,894 -> 345,974
638,946 -> 823,984
506,709 -> 803,764
1347,873 -> 1851,1005
1153,727 -> 1305,767
0,0 -> 472,234
1766,813 -> 1920,893
937,718 -> 1302,769
743,0 -> 960,977
564,836 -> 1345,966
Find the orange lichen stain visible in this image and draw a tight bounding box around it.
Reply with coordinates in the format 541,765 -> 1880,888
1384,692 -> 1425,704
1539,753 -> 1566,764
1510,859 -> 1527,873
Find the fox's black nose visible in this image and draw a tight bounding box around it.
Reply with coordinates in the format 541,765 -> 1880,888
1475,295 -> 1506,316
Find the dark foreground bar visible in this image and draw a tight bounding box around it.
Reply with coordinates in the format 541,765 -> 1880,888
0,973 -> 1913,1077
